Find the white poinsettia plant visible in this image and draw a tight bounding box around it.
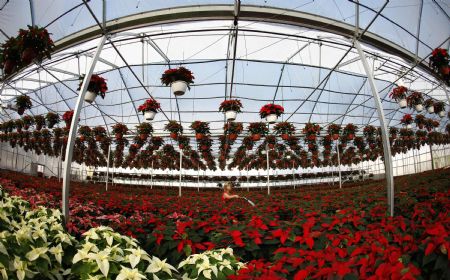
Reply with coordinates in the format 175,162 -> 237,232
70,226 -> 177,280
178,248 -> 245,280
0,188 -> 76,280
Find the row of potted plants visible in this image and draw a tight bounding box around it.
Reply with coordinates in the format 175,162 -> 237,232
389,85 -> 446,117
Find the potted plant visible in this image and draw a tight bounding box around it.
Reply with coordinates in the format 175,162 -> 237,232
17,25 -> 54,65
259,103 -> 284,123
400,114 -> 413,129
92,126 -> 107,142
224,122 -> 243,141
78,126 -> 92,142
77,74 -> 108,103
424,99 -> 435,113
414,114 -> 426,129
219,99 -> 243,121
138,98 -> 160,121
273,122 -> 295,140
407,91 -> 424,112
190,121 -> 210,139
22,115 -> 34,130
302,123 -> 321,141
247,122 -> 269,141
0,37 -> 21,75
136,122 -> 153,140
160,66 -> 194,96
112,123 -> 128,140
14,119 -> 24,132
429,48 -> 449,75
327,124 -> 341,140
164,120 -> 183,139
45,112 -> 59,128
433,101 -> 446,117
389,86 -> 408,108
62,110 -> 74,129
342,123 -> 357,140
177,135 -> 190,150
33,115 -> 45,131
15,95 -> 32,115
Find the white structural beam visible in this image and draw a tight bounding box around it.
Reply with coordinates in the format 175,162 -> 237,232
354,40 -> 394,217
62,35 -> 107,222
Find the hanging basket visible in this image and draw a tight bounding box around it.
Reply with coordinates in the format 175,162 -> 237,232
84,90 -> 97,103
406,124 -> 412,129
171,81 -> 188,96
265,114 -> 278,123
225,110 -> 237,121
397,99 -> 407,108
427,106 -> 434,113
415,104 -> 423,112
144,110 -> 157,121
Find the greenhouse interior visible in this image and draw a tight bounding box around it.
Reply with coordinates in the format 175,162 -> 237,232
0,0 -> 449,279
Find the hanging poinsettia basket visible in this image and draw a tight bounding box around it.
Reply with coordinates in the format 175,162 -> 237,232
219,99 -> 243,121
273,122 -> 295,140
407,91 -> 424,112
400,114 -> 413,129
165,120 -> 183,139
433,101 -> 446,118
424,99 -> 435,114
259,103 -> 284,123
327,124 -> 341,140
18,25 -> 55,65
78,74 -> 108,103
15,95 -> 32,115
62,110 -> 74,129
138,98 -> 160,121
389,86 -> 408,108
161,66 -> 194,96
0,37 -> 21,76
45,112 -> 59,128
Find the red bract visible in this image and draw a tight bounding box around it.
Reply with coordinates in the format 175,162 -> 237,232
259,104 -> 284,118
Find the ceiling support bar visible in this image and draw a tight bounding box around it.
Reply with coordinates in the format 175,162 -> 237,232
355,39 -> 394,217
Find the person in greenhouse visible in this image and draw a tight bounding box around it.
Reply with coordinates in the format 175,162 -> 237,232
222,182 -> 240,202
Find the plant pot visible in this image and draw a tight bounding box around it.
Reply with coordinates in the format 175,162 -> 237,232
144,110 -> 157,121
438,111 -> 445,118
3,60 -> 17,75
84,90 -> 97,103
427,106 -> 434,113
225,110 -> 237,121
397,99 -> 407,108
21,47 -> 38,65
406,124 -> 412,129
415,104 -> 423,112
265,114 -> 278,123
171,80 -> 188,96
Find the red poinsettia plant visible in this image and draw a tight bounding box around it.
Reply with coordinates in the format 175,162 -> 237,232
327,124 -> 341,140
259,104 -> 284,118
33,115 -> 45,131
15,95 -> 32,115
112,123 -> 128,139
400,114 -> 413,125
45,112 -> 59,128
165,120 -> 183,139
429,48 -> 449,70
161,67 -> 194,86
219,99 -> 243,113
407,91 -> 423,107
424,98 -> 434,109
302,123 -> 321,136
247,122 -> 269,140
342,123 -> 357,140
78,74 -> 108,99
389,86 -> 408,101
433,101 -> 445,113
62,110 -> 74,128
136,123 -> 153,138
138,98 -> 160,113
17,25 -> 55,64
414,114 -> 426,129
0,37 -> 21,75
22,115 -> 34,130
273,122 -> 295,140
190,121 -> 210,138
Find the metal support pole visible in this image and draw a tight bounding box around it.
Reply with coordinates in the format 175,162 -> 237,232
105,144 -> 111,191
430,144 -> 434,170
292,162 -> 295,189
355,40 -> 394,217
29,0 -> 35,26
197,169 -> 200,192
336,141 -> 342,189
150,160 -> 154,189
179,150 -> 182,197
266,143 -> 270,195
62,36 -> 106,222
246,166 -> 249,192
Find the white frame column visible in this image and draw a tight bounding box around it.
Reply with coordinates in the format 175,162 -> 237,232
354,40 -> 394,216
62,35 -> 107,221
